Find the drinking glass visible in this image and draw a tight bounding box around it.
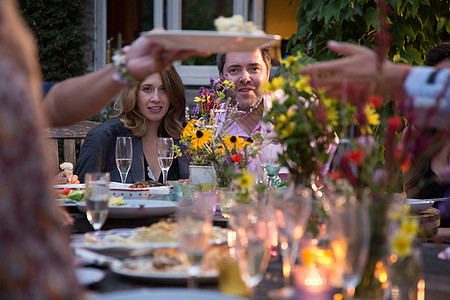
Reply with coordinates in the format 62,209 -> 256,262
157,137 -> 174,184
260,143 -> 283,189
329,197 -> 370,300
115,137 -> 132,184
177,193 -> 212,289
267,183 -> 313,299
85,172 -> 110,231
229,203 -> 275,296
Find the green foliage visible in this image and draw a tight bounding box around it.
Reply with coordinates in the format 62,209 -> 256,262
290,0 -> 449,64
19,0 -> 89,81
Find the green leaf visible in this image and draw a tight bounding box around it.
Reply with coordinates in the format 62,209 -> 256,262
365,7 -> 378,29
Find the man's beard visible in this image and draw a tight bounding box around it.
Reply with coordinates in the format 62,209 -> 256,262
227,89 -> 262,112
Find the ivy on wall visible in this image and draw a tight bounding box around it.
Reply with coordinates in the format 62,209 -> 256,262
19,0 -> 89,81
289,0 -> 450,64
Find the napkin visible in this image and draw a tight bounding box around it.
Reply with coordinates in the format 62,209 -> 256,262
437,247 -> 450,261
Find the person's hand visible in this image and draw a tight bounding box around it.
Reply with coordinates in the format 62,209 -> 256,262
125,33 -> 209,80
300,41 -> 411,102
55,172 -> 80,184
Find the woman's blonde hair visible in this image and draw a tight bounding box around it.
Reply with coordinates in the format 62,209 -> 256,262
112,65 -> 186,139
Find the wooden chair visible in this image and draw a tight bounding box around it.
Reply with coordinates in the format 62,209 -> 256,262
46,120 -> 100,174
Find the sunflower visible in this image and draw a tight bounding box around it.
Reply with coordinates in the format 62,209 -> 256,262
391,232 -> 412,257
181,119 -> 198,139
191,128 -> 214,149
214,144 -> 226,155
223,135 -> 245,152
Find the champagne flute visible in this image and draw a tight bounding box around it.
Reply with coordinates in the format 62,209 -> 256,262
85,172 -> 110,231
267,183 -> 313,299
260,143 -> 283,189
157,137 -> 174,185
329,197 -> 370,300
115,137 -> 132,184
177,193 -> 212,289
229,203 -> 275,297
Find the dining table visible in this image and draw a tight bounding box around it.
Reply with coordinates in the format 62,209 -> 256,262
62,191 -> 450,300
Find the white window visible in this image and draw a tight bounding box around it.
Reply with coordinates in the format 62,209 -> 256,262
94,0 -> 264,85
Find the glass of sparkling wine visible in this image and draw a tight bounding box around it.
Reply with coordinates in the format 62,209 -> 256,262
177,194 -> 212,289
260,143 -> 283,189
157,137 -> 174,184
115,137 -> 132,184
85,172 -> 110,231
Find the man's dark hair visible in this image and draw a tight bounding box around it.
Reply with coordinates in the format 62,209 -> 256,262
426,42 -> 450,66
216,47 -> 272,75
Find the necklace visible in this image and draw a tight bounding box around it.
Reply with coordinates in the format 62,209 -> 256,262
234,96 -> 263,123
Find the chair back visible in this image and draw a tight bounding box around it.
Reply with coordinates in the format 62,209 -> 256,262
46,120 -> 100,174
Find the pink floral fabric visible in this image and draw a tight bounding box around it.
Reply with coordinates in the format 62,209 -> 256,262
0,59 -> 83,299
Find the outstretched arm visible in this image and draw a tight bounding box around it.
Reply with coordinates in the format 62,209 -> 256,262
43,37 -> 202,127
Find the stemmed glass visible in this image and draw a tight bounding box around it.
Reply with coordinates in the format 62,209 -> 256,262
84,172 -> 110,231
260,143 -> 283,189
229,203 -> 275,297
329,197 -> 370,299
115,137 -> 132,184
267,184 -> 313,299
157,137 -> 174,184
177,193 -> 212,289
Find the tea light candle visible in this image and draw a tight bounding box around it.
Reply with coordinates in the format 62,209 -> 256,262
294,266 -> 332,300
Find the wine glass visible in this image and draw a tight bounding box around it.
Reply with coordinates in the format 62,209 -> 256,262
84,172 -> 110,231
329,197 -> 370,299
260,142 -> 283,189
157,137 -> 174,184
267,183 -> 313,299
115,137 -> 132,184
229,203 -> 275,296
177,193 -> 212,289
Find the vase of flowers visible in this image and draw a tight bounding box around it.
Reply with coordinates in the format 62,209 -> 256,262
176,75 -> 262,188
189,164 -> 216,185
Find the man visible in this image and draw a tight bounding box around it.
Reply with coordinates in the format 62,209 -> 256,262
215,47 -> 289,180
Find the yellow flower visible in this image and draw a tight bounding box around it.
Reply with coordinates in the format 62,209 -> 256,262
399,218 -> 419,237
215,144 -> 226,155
181,119 -> 197,139
281,54 -> 301,69
294,76 -> 312,93
191,128 -> 214,149
271,76 -> 284,90
326,106 -> 339,126
237,171 -> 254,189
360,104 -> 380,135
223,135 -> 245,152
391,232 -> 412,257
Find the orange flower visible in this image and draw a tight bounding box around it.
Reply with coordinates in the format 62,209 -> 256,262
231,154 -> 242,163
400,156 -> 412,172
368,95 -> 383,109
347,149 -> 365,166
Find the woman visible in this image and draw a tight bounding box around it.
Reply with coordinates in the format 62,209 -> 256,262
75,65 -> 189,183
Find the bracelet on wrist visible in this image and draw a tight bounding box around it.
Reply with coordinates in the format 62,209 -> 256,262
112,46 -> 141,87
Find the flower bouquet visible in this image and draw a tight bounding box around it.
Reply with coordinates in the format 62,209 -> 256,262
176,75 -> 263,187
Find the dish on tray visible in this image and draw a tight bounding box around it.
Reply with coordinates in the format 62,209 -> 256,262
406,198 -> 435,212
53,183 -> 85,189
109,182 -> 171,198
110,258 -> 218,284
142,29 -> 281,53
94,288 -> 242,300
77,199 -> 176,219
71,222 -> 228,252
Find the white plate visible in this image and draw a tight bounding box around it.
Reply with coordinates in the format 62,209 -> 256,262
56,198 -> 78,207
109,182 -> 171,198
54,183 -> 85,189
110,259 -> 218,284
94,288 -> 241,300
406,198 -> 435,212
77,199 -> 176,219
142,29 -> 281,53
76,267 -> 105,286
71,228 -> 178,252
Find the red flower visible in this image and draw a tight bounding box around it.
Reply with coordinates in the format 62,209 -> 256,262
231,154 -> 242,163
329,170 -> 343,181
388,116 -> 402,132
346,149 -> 365,166
368,95 -> 383,109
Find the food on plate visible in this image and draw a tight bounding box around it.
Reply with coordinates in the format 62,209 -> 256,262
129,180 -> 165,188
59,189 -> 84,202
108,196 -> 125,207
152,248 -> 183,270
133,220 -> 178,243
214,15 -> 265,35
